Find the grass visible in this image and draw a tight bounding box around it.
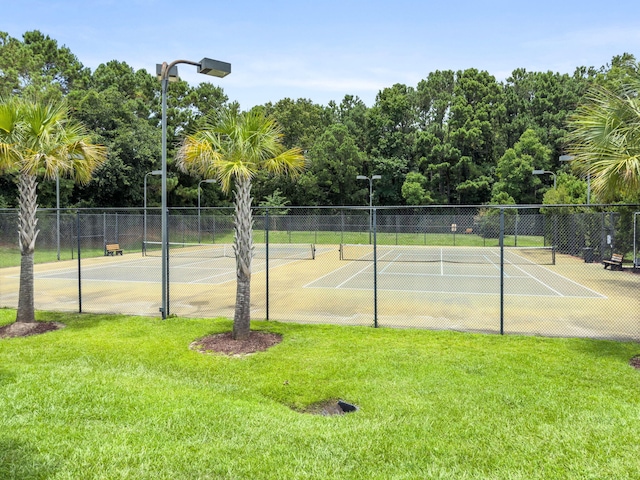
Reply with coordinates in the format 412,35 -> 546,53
1,310 -> 639,479
2,231 -> 545,268
185,230 -> 545,248
0,246 -> 105,268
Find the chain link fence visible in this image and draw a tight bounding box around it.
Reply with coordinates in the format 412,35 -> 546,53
1,205 -> 639,340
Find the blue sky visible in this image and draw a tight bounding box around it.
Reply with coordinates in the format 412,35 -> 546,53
4,0 -> 640,109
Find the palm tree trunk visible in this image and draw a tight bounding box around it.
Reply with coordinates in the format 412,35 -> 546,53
233,177 -> 253,340
16,173 -> 39,323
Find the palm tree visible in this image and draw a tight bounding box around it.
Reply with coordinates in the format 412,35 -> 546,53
177,109 -> 304,340
0,96 -> 107,324
566,76 -> 640,202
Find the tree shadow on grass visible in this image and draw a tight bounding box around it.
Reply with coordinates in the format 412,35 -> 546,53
568,337 -> 640,368
0,367 -> 16,386
0,438 -> 57,480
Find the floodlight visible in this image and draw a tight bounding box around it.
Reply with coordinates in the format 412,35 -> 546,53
156,64 -> 179,81
197,58 -> 231,77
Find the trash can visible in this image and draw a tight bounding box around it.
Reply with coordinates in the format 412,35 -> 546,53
583,247 -> 594,263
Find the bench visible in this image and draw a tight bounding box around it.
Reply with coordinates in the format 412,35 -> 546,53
603,253 -> 623,271
105,243 -> 123,256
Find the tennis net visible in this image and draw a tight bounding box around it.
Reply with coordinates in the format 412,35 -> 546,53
339,244 -> 555,265
144,242 -> 316,260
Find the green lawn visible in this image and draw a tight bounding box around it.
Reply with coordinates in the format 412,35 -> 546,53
198,230 -> 544,248
0,246 -> 105,268
1,310 -> 639,479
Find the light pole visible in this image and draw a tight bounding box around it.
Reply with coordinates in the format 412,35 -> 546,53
198,179 -> 216,243
560,154 -> 590,204
56,175 -> 60,261
144,170 -> 162,255
157,58 -> 230,319
532,169 -> 557,189
356,174 -> 381,244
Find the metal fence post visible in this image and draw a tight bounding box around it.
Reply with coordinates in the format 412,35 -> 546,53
499,207 -> 504,335
166,208 -> 170,317
266,208 -> 270,321
373,207 -> 378,328
77,211 -> 82,313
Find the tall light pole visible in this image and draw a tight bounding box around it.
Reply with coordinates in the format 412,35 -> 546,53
532,169 -> 557,189
198,179 -> 216,243
157,58 -> 230,319
356,174 -> 381,244
144,170 -> 162,255
560,154 -> 590,204
56,175 -> 60,261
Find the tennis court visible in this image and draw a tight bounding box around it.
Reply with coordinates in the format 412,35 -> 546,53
1,242 -> 637,340
11,244 -> 597,296
308,245 -> 603,299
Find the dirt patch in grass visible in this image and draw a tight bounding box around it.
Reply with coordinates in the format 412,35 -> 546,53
295,399 -> 359,416
190,331 -> 282,356
0,321 -> 65,339
630,355 -> 640,370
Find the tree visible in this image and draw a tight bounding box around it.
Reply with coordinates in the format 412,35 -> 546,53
503,69 -> 591,156
366,83 -> 417,161
491,129 -> 551,204
307,124 -> 367,206
541,172 -> 587,206
258,189 -> 290,214
72,88 -> 161,207
264,97 -> 330,150
0,96 -> 106,324
0,30 -> 89,99
566,74 -> 640,202
401,172 -> 433,205
330,95 -> 369,151
371,156 -> 409,205
177,109 -> 304,340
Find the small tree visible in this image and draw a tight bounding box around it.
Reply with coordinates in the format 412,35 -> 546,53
0,96 -> 107,324
177,109 -> 304,340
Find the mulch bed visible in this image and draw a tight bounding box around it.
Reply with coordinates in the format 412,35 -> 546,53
0,321 -> 65,339
190,331 -> 283,356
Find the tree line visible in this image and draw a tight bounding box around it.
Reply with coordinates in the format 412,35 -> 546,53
1,30 -> 639,211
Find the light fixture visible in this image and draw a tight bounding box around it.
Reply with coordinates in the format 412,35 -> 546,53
157,58 -> 230,318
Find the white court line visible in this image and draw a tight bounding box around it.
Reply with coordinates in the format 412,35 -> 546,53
302,261 -> 372,288
31,258 -> 156,278
306,285 -> 603,299
483,254 -> 503,274
380,271 -> 512,279
309,253 -> 605,299
484,248 -> 588,297
187,270 -> 235,284
335,263 -> 375,289
517,262 -> 607,298
507,262 -> 565,296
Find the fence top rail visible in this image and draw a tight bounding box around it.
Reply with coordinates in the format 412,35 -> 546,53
1,203 -> 640,214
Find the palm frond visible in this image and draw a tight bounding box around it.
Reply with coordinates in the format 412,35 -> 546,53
566,76 -> 640,201
177,109 -> 304,195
